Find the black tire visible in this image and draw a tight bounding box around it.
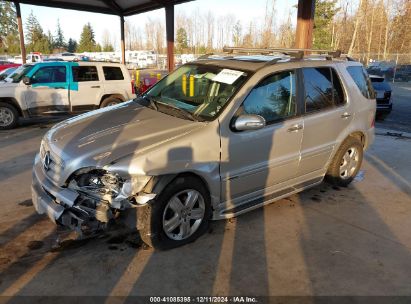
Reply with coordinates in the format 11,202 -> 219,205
0,102 -> 19,130
139,176 -> 211,250
100,96 -> 122,108
325,136 -> 363,187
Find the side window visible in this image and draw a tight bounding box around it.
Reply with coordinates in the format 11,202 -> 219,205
243,70 -> 296,123
346,66 -> 375,99
31,66 -> 66,84
103,66 -> 124,80
303,67 -> 334,113
72,66 -> 99,82
331,68 -> 346,106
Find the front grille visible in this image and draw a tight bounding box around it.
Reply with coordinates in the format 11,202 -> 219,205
40,141 -> 65,183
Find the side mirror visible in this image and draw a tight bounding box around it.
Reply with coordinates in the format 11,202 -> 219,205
233,114 -> 266,131
22,76 -> 31,85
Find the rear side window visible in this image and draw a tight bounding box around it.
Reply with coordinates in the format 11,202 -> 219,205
103,66 -> 124,80
72,66 -> 99,82
303,67 -> 346,113
243,70 -> 296,123
346,66 -> 374,99
331,69 -> 345,106
303,67 -> 334,112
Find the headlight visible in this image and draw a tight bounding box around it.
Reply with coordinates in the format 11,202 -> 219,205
68,169 -> 151,205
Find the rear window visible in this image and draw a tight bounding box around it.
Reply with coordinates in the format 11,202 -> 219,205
103,66 -> 124,80
370,78 -> 391,91
72,66 -> 99,82
346,66 -> 375,99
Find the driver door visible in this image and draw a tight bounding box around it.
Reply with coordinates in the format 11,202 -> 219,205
220,69 -> 303,208
25,65 -> 70,115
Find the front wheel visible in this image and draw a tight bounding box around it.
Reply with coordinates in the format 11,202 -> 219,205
0,102 -> 19,130
139,176 -> 211,250
325,137 -> 363,187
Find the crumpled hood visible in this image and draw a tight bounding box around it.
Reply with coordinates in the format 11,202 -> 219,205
44,101 -> 204,173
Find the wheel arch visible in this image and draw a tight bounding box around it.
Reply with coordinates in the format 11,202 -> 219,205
99,94 -> 126,107
144,172 -> 211,202
348,131 -> 366,147
0,97 -> 23,117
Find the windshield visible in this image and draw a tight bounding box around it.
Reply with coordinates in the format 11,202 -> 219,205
143,64 -> 249,121
6,64 -> 34,83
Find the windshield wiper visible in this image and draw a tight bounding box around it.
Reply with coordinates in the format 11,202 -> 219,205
157,101 -> 199,122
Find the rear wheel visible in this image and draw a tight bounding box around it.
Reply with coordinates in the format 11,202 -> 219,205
139,176 -> 211,250
0,102 -> 19,130
325,136 -> 363,187
100,96 -> 122,108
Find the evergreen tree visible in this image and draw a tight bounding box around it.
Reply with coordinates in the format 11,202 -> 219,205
77,23 -> 97,52
47,30 -> 54,50
313,0 -> 340,49
25,10 -> 51,53
102,43 -> 114,52
54,19 -> 66,50
176,28 -> 188,53
0,1 -> 19,53
67,38 -> 78,53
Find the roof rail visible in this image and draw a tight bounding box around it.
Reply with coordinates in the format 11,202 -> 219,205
222,47 -> 342,59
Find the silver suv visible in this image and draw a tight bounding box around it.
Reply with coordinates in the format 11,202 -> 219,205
32,48 -> 376,249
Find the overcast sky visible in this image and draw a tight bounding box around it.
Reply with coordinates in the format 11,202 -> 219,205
20,0 -> 298,49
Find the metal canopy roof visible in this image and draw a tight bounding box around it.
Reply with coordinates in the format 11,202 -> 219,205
11,0 -> 193,16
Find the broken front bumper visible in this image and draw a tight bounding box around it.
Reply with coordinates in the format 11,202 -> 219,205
32,153 -> 78,223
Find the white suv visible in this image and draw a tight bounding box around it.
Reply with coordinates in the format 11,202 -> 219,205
0,61 -> 135,129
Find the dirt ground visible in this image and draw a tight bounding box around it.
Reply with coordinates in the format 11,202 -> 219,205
1,97 -> 411,299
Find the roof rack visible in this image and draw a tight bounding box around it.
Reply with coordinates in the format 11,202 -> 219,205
198,47 -> 342,61
223,47 -> 342,59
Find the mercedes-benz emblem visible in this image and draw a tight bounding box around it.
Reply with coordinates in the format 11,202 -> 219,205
43,151 -> 52,171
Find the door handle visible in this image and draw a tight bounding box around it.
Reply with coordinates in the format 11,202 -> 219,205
54,87 -> 65,89
341,112 -> 352,118
287,124 -> 303,132
91,85 -> 100,88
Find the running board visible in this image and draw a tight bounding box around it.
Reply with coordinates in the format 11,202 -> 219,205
219,177 -> 323,218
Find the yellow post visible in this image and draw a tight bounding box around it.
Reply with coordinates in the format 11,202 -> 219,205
157,73 -> 161,80
135,70 -> 140,84
182,74 -> 187,95
189,75 -> 194,97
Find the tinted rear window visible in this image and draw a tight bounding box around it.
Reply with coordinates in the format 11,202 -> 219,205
302,67 -> 346,113
103,66 -> 124,80
346,66 -> 375,99
372,81 -> 391,91
72,66 -> 99,82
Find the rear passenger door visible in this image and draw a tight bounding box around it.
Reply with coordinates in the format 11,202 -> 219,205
69,65 -> 102,110
298,66 -> 353,176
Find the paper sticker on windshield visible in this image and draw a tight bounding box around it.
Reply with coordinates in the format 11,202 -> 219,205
213,69 -> 244,84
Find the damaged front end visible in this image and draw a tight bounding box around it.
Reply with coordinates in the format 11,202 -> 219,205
32,153 -> 155,237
